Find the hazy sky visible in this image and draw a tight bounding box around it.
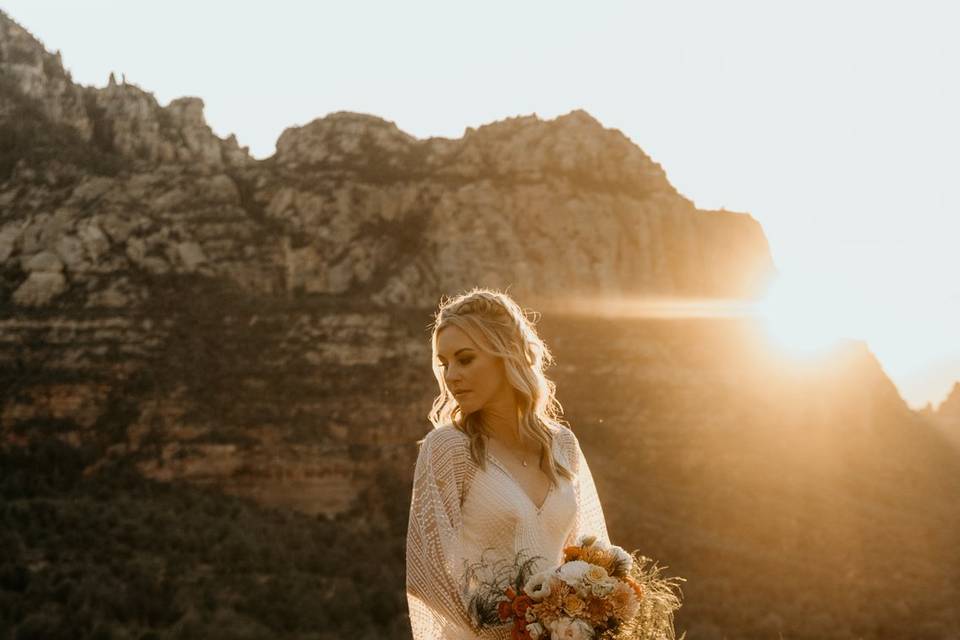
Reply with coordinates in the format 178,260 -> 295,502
4,1 -> 959,408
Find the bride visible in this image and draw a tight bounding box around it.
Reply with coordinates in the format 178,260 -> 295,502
405,288 -> 610,639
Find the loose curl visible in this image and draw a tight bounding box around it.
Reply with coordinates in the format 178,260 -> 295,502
427,287 -> 574,486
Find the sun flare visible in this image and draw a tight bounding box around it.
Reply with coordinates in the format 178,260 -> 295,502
755,275 -> 853,357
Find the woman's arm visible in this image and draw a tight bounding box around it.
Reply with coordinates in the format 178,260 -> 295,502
405,427 -> 480,639
562,428 -> 611,549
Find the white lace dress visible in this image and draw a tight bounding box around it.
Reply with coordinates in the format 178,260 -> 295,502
405,423 -> 611,640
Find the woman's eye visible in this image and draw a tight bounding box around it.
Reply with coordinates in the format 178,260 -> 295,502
438,358 -> 471,369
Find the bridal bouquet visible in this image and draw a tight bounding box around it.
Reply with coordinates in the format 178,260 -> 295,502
464,535 -> 685,640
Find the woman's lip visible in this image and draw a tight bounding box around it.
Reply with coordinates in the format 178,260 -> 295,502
454,390 -> 471,396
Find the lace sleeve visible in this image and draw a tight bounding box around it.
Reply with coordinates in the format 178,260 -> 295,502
405,427 -> 479,640
562,428 -> 611,548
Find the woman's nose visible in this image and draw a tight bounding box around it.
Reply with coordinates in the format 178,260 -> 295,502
444,366 -> 460,385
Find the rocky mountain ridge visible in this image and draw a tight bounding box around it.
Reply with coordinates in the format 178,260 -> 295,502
0,10 -> 774,313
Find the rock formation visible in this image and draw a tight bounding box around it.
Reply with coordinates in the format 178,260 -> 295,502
0,10 -> 774,315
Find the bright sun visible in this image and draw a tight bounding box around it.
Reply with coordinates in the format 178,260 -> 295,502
545,277 -> 960,409
754,272 -> 960,408
755,274 -> 858,357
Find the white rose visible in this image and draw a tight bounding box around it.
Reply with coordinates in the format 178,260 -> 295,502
582,565 -> 608,585
556,560 -> 591,589
524,570 -> 555,601
550,616 -> 595,640
526,622 -> 546,640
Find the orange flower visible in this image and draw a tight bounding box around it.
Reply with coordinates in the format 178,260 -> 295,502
563,546 -> 582,561
505,586 -> 517,600
624,577 -> 645,600
587,597 -> 608,620
498,599 -> 514,622
512,594 -> 533,618
609,582 -> 640,620
579,547 -> 617,573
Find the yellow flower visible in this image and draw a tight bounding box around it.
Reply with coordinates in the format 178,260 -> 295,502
583,565 -> 608,585
562,594 -> 585,616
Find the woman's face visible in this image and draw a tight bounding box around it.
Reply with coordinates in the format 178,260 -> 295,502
435,325 -> 512,415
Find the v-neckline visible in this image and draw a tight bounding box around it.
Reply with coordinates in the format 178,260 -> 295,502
486,449 -> 552,513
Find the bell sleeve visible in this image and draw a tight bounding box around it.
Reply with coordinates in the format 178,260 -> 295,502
405,427 -> 480,640
562,429 -> 611,549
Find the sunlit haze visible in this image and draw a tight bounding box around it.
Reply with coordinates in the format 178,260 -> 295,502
5,0 -> 958,408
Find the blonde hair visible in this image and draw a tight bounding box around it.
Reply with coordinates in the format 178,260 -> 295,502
427,287 -> 573,486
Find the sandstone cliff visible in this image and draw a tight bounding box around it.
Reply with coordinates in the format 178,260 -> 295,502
0,11 -> 774,315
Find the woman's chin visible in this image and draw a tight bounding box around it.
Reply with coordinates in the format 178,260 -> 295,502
456,399 -> 477,414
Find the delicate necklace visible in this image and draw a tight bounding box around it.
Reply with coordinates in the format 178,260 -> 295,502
518,446 -> 537,468
494,442 -> 530,467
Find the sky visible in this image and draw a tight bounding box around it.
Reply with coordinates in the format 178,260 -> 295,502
4,1 -> 959,409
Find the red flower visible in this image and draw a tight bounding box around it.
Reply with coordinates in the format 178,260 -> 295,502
498,599 -> 514,622
505,586 -> 517,599
512,595 -> 533,618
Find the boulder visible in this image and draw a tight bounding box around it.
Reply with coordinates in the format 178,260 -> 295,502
13,271 -> 67,306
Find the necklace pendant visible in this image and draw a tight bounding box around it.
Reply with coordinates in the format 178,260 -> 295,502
522,459 -> 528,467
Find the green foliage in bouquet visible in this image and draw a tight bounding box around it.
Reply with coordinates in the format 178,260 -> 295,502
463,548 -> 545,628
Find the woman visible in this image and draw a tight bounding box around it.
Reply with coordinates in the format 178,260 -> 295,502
405,288 -> 610,640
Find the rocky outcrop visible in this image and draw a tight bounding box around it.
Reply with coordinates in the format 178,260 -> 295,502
240,109 -> 776,306
0,14 -> 90,138
276,109 -> 674,196
90,83 -> 251,167
267,110 -> 774,306
0,10 -> 250,182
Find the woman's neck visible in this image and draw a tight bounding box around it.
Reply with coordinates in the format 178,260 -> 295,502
479,390 -> 527,450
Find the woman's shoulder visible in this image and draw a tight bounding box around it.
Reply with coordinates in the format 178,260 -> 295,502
546,422 -> 582,471
546,421 -> 577,447
418,423 -> 471,455
416,425 -> 474,490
